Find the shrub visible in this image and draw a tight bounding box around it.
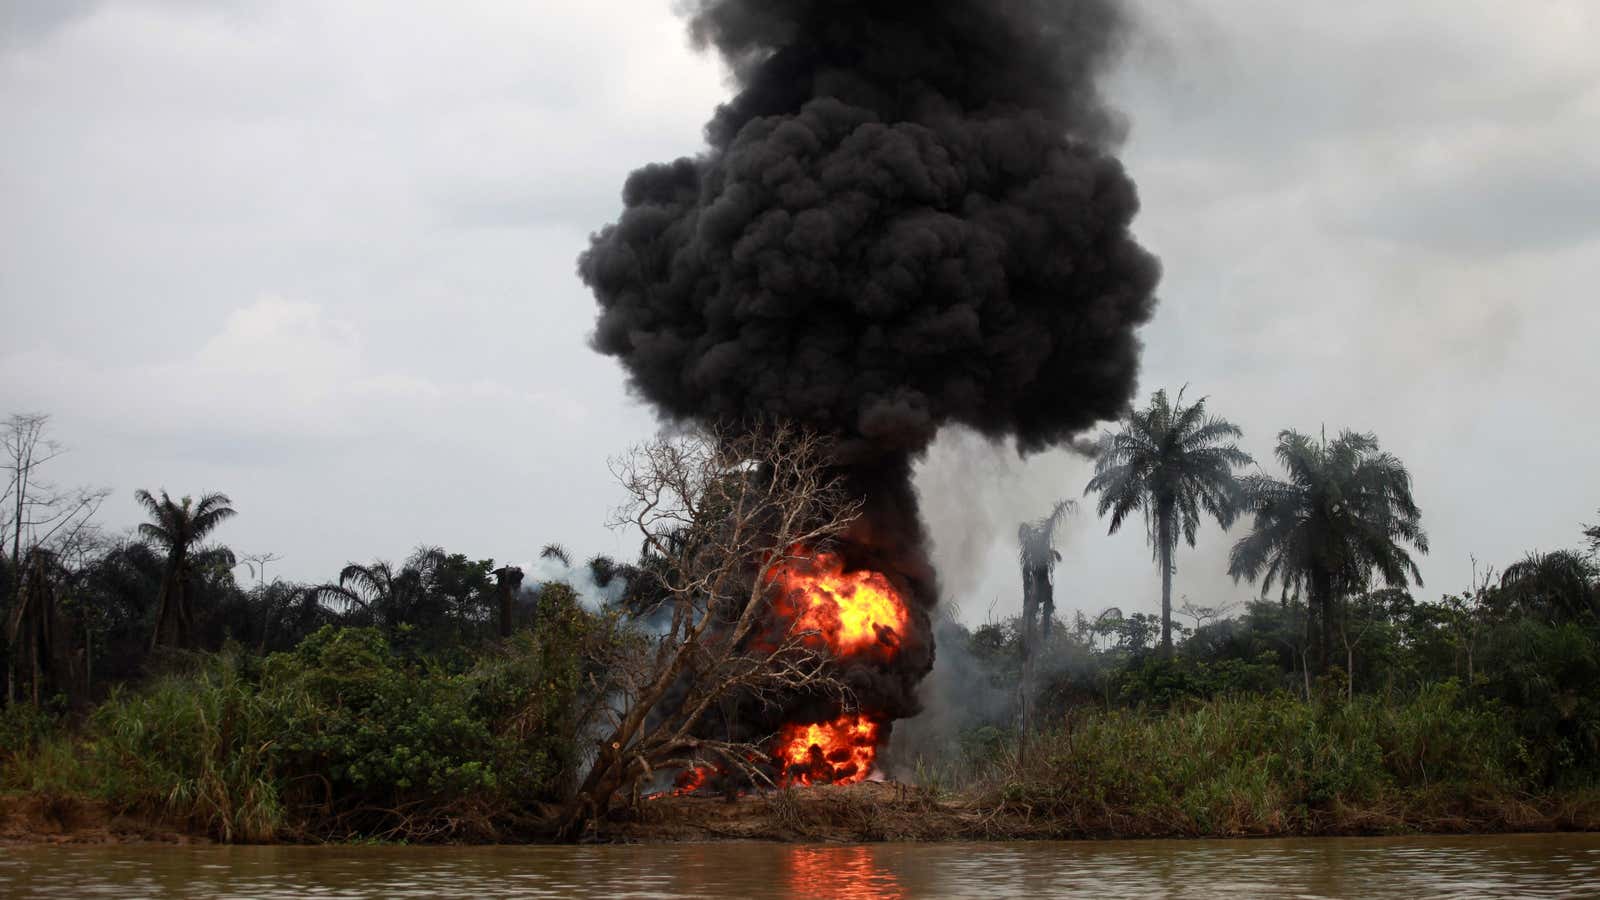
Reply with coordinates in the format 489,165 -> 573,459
85,649 -> 283,842
980,690 -> 1528,836
5,620 -> 599,842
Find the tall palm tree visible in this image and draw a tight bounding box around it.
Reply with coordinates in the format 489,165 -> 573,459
136,489 -> 236,650
1085,388 -> 1252,656
1227,429 -> 1428,672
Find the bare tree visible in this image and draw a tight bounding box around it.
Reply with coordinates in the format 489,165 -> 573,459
1176,595 -> 1237,633
240,551 -> 283,587
3,414 -> 109,574
3,413 -> 109,702
562,422 -> 861,836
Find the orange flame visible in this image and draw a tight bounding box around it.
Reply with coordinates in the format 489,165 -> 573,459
768,551 -> 908,660
670,766 -> 709,796
773,713 -> 882,786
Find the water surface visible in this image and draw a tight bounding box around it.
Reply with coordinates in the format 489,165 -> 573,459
3,834 -> 1598,898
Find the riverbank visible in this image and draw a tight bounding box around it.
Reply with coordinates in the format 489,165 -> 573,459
0,795 -> 205,845
619,781 -> 1600,843
8,681 -> 1600,845
8,780 -> 1600,846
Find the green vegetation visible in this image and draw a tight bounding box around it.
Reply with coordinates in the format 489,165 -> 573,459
1086,388 -> 1252,656
905,511 -> 1600,834
136,489 -> 238,651
967,686 -> 1599,837
3,410 -> 1599,843
1228,429 -> 1429,673
4,604 -> 602,841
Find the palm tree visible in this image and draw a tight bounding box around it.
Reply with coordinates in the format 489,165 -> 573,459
1085,388 -> 1252,656
1497,550 -> 1598,623
136,489 -> 236,650
1227,429 -> 1428,673
318,546 -> 447,631
1019,500 -> 1075,648
1015,499 -> 1074,736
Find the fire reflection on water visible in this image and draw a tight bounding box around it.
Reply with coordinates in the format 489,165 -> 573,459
784,845 -> 906,900
7,835 -> 1600,896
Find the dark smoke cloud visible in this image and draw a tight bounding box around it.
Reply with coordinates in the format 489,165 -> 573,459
583,0 -> 1158,462
580,0 -> 1158,750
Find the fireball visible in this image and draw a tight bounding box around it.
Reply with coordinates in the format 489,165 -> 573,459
769,551 -> 908,660
773,713 -> 883,786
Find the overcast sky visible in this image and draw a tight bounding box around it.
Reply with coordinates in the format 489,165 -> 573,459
3,0 -> 1597,625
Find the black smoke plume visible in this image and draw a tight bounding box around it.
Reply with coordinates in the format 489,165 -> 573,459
580,0 -> 1159,755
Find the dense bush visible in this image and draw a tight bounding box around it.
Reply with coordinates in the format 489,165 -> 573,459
4,611 -> 601,841
1116,652 -> 1285,707
978,686 -> 1525,836
1479,618 -> 1600,786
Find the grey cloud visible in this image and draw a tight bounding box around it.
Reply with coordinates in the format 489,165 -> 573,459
1343,163 -> 1600,257
0,0 -> 99,48
1,0 -> 1597,626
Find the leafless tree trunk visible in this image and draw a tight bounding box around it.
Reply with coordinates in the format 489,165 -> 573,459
493,565 -> 523,638
5,550 -> 71,706
1015,576 -> 1039,759
3,413 -> 107,704
1014,501 -> 1073,753
560,423 -> 861,838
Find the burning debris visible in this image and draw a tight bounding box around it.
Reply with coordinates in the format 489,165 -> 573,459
774,713 -> 884,787
581,0 -> 1158,798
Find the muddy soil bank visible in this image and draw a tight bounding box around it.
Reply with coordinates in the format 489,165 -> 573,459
0,795 -> 205,846
7,782 -> 1598,845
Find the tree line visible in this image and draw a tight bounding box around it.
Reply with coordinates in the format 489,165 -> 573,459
0,413 -> 651,707
1075,387 -> 1429,674
3,403 -> 1598,840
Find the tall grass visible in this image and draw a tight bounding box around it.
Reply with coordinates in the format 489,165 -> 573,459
965,684 -> 1534,836
86,653 -> 286,842
2,652 -> 286,841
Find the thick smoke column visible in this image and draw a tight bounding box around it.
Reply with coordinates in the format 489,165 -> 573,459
580,0 -> 1159,736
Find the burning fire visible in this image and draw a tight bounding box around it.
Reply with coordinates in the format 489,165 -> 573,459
669,766 -> 709,796
768,551 -> 908,660
657,552 -> 905,797
773,713 -> 883,786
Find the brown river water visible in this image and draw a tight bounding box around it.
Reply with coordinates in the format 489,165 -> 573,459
2,834 -> 1598,898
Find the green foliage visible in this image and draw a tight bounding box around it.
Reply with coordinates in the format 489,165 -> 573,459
1228,429 -> 1428,671
85,650 -> 283,841
0,700 -> 64,764
4,618 -> 603,842
982,688 -> 1520,835
1085,387 -> 1252,652
265,627 -> 521,807
1118,653 -> 1284,706
1479,618 -> 1600,786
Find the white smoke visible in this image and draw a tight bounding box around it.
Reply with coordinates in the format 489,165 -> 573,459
520,554 -> 625,612
914,425 -> 1097,621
